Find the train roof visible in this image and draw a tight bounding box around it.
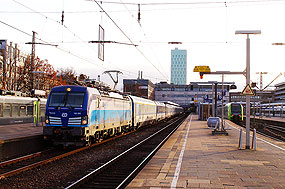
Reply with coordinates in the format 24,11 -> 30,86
108,92 -> 125,99
50,85 -> 101,96
154,101 -> 165,106
51,85 -> 88,92
0,96 -> 47,104
164,101 -> 181,107
129,95 -> 156,105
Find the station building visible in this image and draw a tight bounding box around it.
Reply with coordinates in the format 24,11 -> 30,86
274,81 -> 285,103
229,90 -> 274,104
123,79 -> 234,108
155,81 -> 234,108
123,79 -> 155,100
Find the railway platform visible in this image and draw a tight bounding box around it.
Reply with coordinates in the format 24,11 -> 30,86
0,122 -> 43,142
0,122 -> 44,160
128,114 -> 285,188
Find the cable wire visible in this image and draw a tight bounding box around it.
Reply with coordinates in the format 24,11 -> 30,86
93,0 -> 169,81
93,0 -> 285,6
11,0 -> 97,52
118,0 -> 169,81
0,19 -> 166,81
8,0 -> 166,80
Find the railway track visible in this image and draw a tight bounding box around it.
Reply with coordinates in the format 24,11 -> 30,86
238,121 -> 285,142
65,114 -> 188,189
0,148 -> 73,179
262,124 -> 285,141
0,131 -> 136,180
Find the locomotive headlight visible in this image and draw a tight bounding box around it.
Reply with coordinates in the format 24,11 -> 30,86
81,116 -> 88,125
45,116 -> 49,124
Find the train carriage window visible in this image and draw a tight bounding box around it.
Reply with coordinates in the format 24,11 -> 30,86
136,104 -> 139,114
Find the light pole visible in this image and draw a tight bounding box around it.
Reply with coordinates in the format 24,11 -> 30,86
235,30 -> 261,149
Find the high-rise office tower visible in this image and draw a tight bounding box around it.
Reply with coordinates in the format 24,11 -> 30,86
171,48 -> 187,85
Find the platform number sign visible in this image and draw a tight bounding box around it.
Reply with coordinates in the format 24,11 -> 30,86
98,25 -> 104,61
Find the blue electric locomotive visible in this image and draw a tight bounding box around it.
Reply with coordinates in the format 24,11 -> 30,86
44,85 -> 132,146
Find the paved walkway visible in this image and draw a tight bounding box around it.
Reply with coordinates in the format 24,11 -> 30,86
128,114 -> 285,188
0,123 -> 43,143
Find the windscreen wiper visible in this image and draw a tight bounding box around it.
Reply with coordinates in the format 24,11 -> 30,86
66,103 -> 74,111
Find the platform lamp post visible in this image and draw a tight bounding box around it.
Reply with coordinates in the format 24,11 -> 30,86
235,30 -> 261,149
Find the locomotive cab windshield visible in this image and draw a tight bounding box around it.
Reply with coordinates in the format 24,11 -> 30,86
49,92 -> 85,108
231,103 -> 241,113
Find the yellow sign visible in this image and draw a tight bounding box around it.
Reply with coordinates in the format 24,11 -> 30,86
241,84 -> 255,96
193,66 -> 211,72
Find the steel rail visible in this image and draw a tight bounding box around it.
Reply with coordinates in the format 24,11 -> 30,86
0,150 -> 46,168
0,131 -> 136,180
65,114 -> 187,189
265,125 -> 285,132
116,116 -> 187,189
238,122 -> 285,142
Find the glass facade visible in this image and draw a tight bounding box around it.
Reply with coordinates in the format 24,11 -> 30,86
171,48 -> 187,85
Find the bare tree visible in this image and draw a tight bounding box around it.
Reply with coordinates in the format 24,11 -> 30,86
16,56 -> 63,93
58,67 -> 77,85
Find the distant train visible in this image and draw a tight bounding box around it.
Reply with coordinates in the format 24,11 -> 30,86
217,102 -> 243,123
226,103 -> 243,122
0,95 -> 47,125
251,103 -> 285,117
43,85 -> 184,146
0,89 -> 47,98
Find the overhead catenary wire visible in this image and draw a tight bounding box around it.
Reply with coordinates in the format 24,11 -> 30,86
92,0 -> 169,81
10,0 -> 168,81
0,20 -> 32,37
4,0 -> 278,84
90,0 -> 285,6
0,19 -> 166,81
11,0 -> 97,53
118,0 -> 170,81
7,0 -> 166,81
2,0 -> 285,14
2,0 -> 282,90
0,19 -> 107,69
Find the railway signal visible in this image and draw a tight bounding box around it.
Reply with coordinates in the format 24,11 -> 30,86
193,66 -> 211,79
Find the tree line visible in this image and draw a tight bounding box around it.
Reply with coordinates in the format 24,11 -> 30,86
3,55 -> 88,95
